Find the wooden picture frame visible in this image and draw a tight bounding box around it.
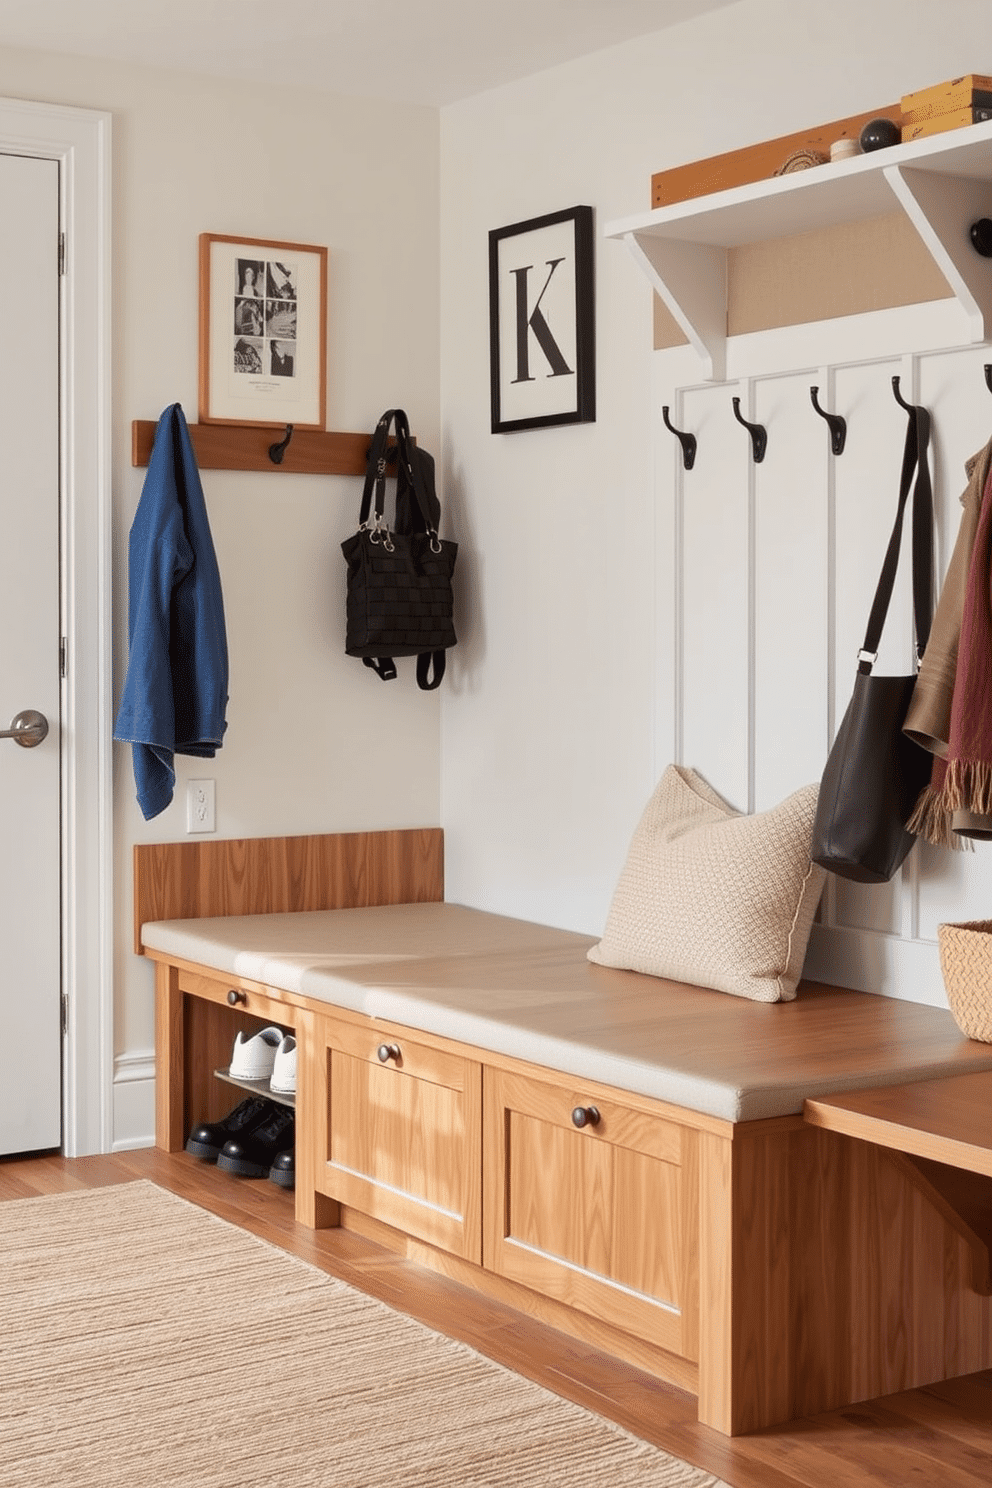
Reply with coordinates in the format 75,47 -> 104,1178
198,232 -> 327,429
489,205 -> 595,434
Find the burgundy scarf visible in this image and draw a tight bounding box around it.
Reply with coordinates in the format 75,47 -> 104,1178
909,458 -> 992,844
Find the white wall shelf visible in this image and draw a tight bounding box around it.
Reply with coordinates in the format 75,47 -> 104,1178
605,120 -> 992,381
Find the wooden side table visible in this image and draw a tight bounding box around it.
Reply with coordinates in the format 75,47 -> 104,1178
805,1070 -> 992,1292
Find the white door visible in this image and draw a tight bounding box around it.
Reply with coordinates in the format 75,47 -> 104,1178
0,152 -> 62,1154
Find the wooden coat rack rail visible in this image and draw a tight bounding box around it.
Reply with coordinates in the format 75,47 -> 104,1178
131,420 -> 389,475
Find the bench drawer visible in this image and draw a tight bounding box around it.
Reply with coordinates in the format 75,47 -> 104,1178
178,968 -> 294,1028
317,1015 -> 483,1262
484,1066 -> 699,1361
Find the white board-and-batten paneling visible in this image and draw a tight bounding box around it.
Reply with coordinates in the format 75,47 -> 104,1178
654,331 -> 992,1009
677,380 -> 750,811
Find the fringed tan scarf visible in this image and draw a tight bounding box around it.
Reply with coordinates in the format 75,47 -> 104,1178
909,454 -> 992,846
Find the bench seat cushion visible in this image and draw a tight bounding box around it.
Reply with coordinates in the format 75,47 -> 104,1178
141,902 -> 992,1124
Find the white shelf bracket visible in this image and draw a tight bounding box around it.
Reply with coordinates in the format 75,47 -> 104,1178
883,163 -> 992,343
621,231 -> 728,382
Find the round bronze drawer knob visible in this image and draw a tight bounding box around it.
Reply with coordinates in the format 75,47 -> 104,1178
377,1043 -> 401,1063
571,1105 -> 601,1129
227,990 -> 247,1006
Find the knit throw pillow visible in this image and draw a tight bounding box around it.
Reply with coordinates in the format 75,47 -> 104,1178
588,765 -> 826,1002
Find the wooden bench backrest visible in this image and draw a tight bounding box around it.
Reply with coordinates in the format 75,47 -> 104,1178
133,828 -> 444,954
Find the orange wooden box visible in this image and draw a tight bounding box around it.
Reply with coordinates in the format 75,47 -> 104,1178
650,105 -> 902,209
902,105 -> 992,142
901,74 -> 992,120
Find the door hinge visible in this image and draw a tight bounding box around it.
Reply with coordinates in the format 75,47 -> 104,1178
58,232 -> 66,276
60,637 -> 67,679
61,994 -> 69,1036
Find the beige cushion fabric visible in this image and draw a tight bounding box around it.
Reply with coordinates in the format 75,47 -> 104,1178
588,765 -> 826,1002
141,901 -> 992,1122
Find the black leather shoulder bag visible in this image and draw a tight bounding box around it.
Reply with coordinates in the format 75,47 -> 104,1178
811,401 -> 934,883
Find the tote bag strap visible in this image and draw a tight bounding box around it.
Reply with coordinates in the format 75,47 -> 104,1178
858,404 -> 933,675
910,406 -> 933,659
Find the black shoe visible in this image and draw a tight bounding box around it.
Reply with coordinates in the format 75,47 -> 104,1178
185,1096 -> 277,1162
268,1148 -> 295,1190
216,1106 -> 296,1178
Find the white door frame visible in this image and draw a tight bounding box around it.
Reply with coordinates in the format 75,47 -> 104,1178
0,97 -> 112,1157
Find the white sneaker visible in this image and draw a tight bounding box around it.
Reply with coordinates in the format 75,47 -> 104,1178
229,1026 -> 284,1081
270,1034 -> 297,1096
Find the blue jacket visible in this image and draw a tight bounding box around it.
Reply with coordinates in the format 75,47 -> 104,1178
114,404 -> 229,819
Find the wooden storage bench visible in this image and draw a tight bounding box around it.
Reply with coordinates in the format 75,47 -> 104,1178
135,830 -> 992,1437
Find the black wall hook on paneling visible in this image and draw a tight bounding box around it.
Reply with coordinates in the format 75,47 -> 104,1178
268,423 -> 294,464
731,396 -> 767,463
809,385 -> 847,456
661,405 -> 697,470
891,375 -> 917,415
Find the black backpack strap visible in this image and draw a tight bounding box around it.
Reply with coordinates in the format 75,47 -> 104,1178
363,653 -> 444,688
416,651 -> 446,690
362,656 -> 397,682
358,410 -> 399,529
394,410 -> 442,543
858,402 -> 933,675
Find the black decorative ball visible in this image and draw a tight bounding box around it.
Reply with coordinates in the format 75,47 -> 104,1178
970,218 -> 992,258
859,117 -> 901,152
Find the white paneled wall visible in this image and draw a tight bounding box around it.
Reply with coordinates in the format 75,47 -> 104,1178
655,334 -> 992,1007
753,374 -> 829,809
678,380 -> 750,810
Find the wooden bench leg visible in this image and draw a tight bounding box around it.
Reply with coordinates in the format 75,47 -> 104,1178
697,1131 -> 735,1434
295,1008 -> 339,1230
154,962 -> 185,1153
698,1124 -> 801,1435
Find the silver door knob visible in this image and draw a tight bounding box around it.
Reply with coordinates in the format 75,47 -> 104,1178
1,710 -> 49,748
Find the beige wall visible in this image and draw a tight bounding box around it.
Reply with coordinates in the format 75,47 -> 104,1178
0,46 -> 441,1106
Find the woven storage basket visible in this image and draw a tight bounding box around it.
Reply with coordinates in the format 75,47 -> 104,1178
937,919 -> 992,1042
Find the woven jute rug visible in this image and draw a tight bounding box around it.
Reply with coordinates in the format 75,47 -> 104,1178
0,1181 -> 727,1488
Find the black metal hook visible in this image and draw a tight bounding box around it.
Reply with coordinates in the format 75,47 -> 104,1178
661,405 -> 697,470
985,364 -> 992,394
891,376 -> 917,415
268,423 -> 294,464
731,396 -> 767,463
809,385 -> 847,456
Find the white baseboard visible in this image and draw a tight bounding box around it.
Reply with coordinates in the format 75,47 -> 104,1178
112,1050 -> 155,1152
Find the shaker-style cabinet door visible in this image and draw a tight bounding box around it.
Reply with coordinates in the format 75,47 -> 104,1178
483,1065 -> 699,1362
314,1013 -> 483,1261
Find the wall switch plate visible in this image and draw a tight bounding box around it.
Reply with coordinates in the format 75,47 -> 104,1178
186,779 -> 216,834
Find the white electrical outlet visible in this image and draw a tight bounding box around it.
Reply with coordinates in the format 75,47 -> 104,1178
186,779 -> 216,834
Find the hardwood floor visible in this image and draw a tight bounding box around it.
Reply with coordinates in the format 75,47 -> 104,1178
2,1147 -> 989,1487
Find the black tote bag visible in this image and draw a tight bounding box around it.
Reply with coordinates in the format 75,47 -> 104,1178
341,409 -> 457,690
811,400 -> 935,883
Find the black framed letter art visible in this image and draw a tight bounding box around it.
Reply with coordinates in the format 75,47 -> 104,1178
489,205 -> 595,434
